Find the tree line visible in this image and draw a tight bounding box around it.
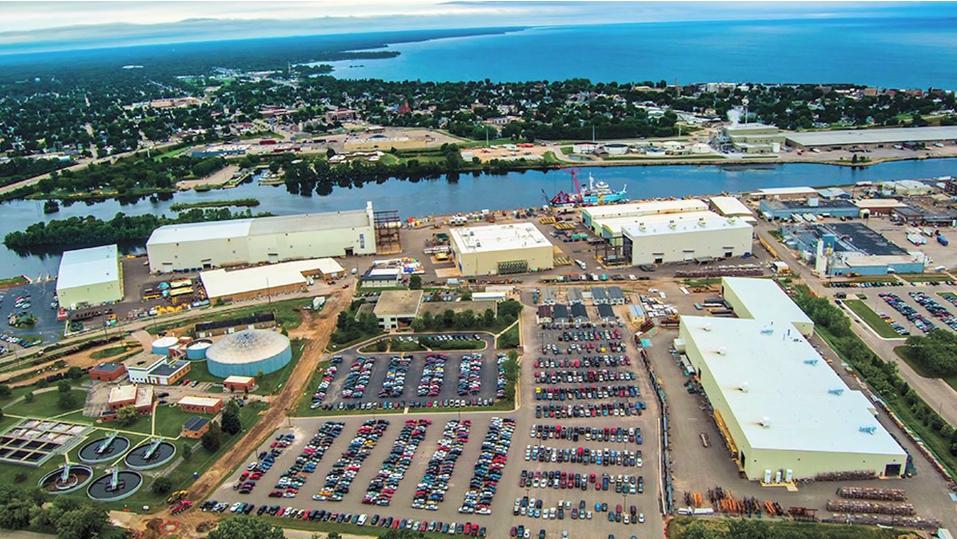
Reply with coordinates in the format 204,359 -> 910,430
903,330 -> 957,376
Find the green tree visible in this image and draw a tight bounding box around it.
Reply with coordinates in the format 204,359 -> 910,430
52,504 -> 109,539
182,443 -> 192,461
65,367 -> 84,380
0,384 -> 10,399
115,404 -> 138,426
57,392 -> 78,410
221,400 -> 242,435
409,275 -> 422,290
208,516 -> 285,539
23,391 -> 34,403
57,381 -> 71,393
680,521 -> 717,539
151,477 -> 173,495
202,422 -> 222,452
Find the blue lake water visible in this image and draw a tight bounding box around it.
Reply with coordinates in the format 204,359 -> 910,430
327,17 -> 957,88
4,158 -> 956,276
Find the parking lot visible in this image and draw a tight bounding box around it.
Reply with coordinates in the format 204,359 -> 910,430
311,333 -> 502,411
849,282 -> 957,335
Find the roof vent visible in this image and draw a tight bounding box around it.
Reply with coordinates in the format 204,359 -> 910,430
803,359 -> 818,366
827,388 -> 844,396
760,325 -> 773,336
702,323 -> 712,332
759,417 -> 771,429
738,382 -> 749,393
716,347 -> 727,356
859,426 -> 877,435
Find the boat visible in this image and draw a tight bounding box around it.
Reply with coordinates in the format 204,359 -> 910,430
545,169 -> 627,207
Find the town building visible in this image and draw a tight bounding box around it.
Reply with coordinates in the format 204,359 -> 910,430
620,212 -> 753,266
855,198 -> 906,217
758,197 -> 860,220
177,396 -> 223,414
146,202 -> 378,272
360,267 -> 403,288
89,362 -> 127,382
126,355 -> 191,385
200,258 -> 343,302
223,375 -> 257,393
677,277 -> 906,480
56,244 -> 124,310
107,385 -> 154,414
720,123 -> 785,154
182,416 -> 211,439
891,205 -> 957,227
782,223 -> 926,276
448,223 -> 554,276
748,187 -> 819,201
784,126 -> 957,149
374,289 -> 424,330
708,196 -> 754,221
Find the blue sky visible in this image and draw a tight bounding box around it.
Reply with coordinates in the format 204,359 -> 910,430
0,1 -> 934,53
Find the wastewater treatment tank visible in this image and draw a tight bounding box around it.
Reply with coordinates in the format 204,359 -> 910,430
186,339 -> 212,360
124,439 -> 176,470
87,468 -> 142,502
205,329 -> 292,378
38,464 -> 93,494
78,434 -> 130,463
151,336 -> 178,356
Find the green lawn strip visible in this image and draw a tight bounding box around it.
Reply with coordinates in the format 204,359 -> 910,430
7,389 -> 87,418
257,514 -> 449,539
169,198 -> 260,211
495,324 -> 520,349
843,299 -> 901,338
900,272 -> 952,283
667,515 -> 910,539
147,297 -> 311,335
0,275 -> 29,288
328,332 -> 385,352
90,345 -> 137,360
293,359 -> 329,416
895,346 -> 957,392
939,291 -> 957,301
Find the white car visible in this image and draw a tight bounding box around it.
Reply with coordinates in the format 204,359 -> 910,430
639,513 -> 645,523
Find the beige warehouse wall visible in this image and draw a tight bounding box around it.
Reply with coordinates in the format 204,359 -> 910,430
58,280 -> 123,309
453,245 -> 554,276
628,226 -> 753,265
148,237 -> 251,272
744,447 -> 905,481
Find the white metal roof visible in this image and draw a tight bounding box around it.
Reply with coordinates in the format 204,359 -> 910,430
178,396 -> 221,408
854,198 -> 906,209
583,199 -> 707,221
722,277 -> 813,329
785,126 -> 957,147
206,329 -> 290,365
449,223 -> 551,254
709,196 -> 753,217
108,384 -> 136,403
621,211 -> 752,238
751,186 -> 818,197
200,258 -> 339,299
56,244 -> 120,291
680,315 -> 903,455
146,219 -> 252,246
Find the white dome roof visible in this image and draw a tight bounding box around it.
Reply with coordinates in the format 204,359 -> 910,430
206,330 -> 290,365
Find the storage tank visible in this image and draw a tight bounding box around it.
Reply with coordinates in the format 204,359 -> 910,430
151,336 -> 178,356
186,339 -> 213,360
205,329 -> 292,378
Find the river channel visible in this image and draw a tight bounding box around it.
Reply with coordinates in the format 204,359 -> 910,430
3,159 -> 956,277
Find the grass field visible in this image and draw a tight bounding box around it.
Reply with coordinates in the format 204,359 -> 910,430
496,323 -> 520,349
900,272 -> 953,283
667,515 -> 911,539
147,297 -> 311,335
843,299 -> 901,339
90,344 -> 137,359
0,275 -> 29,288
7,389 -> 87,418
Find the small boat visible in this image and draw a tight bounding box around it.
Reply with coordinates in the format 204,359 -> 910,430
546,170 -> 627,207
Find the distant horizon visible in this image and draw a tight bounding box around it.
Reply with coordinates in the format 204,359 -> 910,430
0,1 -> 940,55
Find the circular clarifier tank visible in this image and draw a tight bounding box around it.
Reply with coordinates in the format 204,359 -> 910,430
186,339 -> 213,360
78,435 -> 130,463
87,469 -> 143,502
38,464 -> 93,494
124,440 -> 176,470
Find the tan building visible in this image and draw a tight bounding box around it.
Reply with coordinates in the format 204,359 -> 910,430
56,244 -> 124,310
373,290 -> 423,330
449,223 -> 553,276
200,258 -> 343,302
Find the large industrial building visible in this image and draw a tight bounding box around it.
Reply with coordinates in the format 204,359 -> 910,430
200,258 -> 343,302
146,202 -> 378,272
205,329 -> 292,378
677,277 -> 906,481
782,223 -> 926,276
581,199 -> 708,236
719,123 -> 785,154
56,244 -> 124,310
785,126 -> 957,149
449,223 -> 553,276
620,212 -> 753,265
758,197 -> 860,220
374,289 -> 423,330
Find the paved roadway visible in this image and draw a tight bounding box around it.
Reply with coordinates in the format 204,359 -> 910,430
755,224 -> 957,428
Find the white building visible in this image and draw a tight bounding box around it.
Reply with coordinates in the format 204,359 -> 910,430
571,142 -> 599,154
449,223 -> 554,276
677,277 -> 906,481
582,199 -> 708,236
200,258 -> 343,301
709,196 -> 754,219
56,244 -> 124,310
146,202 -> 377,272
721,277 -> 813,336
620,212 -> 753,265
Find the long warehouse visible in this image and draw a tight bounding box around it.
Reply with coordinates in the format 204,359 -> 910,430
785,126 -> 957,148
581,199 -> 708,236
449,223 -> 554,276
677,277 -> 906,481
146,202 -> 377,272
620,212 -> 753,265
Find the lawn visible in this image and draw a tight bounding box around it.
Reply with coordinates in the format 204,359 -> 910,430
895,346 -> 957,392
90,344 -> 137,359
148,297 -> 311,335
0,275 -> 29,288
940,291 -> 957,302
843,299 -> 901,339
496,323 -> 520,349
667,515 -> 910,539
7,389 -> 88,418
900,272 -> 952,283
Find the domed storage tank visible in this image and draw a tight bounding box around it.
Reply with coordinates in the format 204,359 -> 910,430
186,339 -> 212,360
205,329 -> 292,378
151,336 -> 178,356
